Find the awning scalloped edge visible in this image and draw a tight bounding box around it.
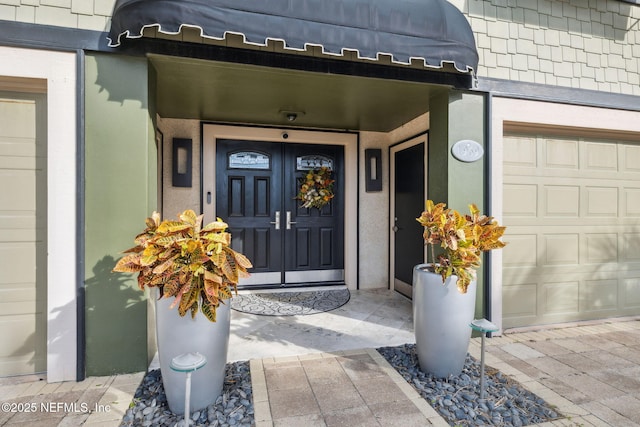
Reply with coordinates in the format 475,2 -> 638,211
107,0 -> 479,76
108,24 -> 476,74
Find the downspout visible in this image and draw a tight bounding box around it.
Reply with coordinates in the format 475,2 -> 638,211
76,49 -> 86,381
356,134 -> 360,290
483,91 -> 493,336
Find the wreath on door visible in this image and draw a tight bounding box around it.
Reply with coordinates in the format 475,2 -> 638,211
295,166 -> 335,209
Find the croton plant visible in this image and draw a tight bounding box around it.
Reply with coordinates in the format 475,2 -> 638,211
416,200 -> 506,294
113,210 -> 252,322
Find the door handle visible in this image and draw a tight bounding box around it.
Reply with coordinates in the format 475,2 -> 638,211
270,211 -> 281,230
286,211 -> 297,230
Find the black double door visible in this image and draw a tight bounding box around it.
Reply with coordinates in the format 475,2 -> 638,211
216,139 -> 344,287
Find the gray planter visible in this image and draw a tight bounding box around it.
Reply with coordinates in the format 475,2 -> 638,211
156,295 -> 231,414
412,264 -> 477,378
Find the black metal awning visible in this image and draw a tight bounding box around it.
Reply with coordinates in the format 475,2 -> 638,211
107,0 -> 478,74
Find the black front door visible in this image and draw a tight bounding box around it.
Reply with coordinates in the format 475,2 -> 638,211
393,142 -> 425,298
216,139 -> 344,287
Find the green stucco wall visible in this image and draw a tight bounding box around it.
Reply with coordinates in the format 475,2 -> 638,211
84,53 -> 156,376
429,90 -> 487,317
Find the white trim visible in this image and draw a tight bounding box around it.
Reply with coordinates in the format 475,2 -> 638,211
491,97 -> 640,334
202,125 -> 358,289
0,47 -> 77,382
389,134 -> 428,293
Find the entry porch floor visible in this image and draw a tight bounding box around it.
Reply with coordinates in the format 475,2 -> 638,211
1,288 -> 640,426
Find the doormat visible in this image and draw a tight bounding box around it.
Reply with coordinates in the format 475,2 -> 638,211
230,288 -> 350,316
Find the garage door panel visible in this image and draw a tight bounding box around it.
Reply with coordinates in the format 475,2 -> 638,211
0,138 -> 36,157
0,299 -> 44,317
0,212 -> 39,243
503,284 -> 537,318
622,188 -> 640,216
622,278 -> 640,308
622,233 -> 640,261
543,281 -> 579,315
544,234 -> 579,265
503,234 -> 537,267
584,279 -> 618,312
544,185 -> 580,216
0,98 -> 36,136
0,243 -> 36,284
0,314 -> 46,375
584,141 -> 618,172
621,145 -> 640,173
504,133 -> 640,328
504,135 -> 537,167
585,187 -> 618,217
0,155 -> 38,170
585,233 -> 618,264
0,315 -> 44,354
504,184 -> 537,216
0,171 -> 36,211
544,138 -> 579,170
0,228 -> 39,243
0,282 -> 37,307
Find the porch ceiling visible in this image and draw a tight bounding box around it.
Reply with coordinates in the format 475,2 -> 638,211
150,54 -> 442,132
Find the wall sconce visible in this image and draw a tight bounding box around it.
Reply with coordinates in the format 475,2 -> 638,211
172,138 -> 192,187
365,148 -> 382,192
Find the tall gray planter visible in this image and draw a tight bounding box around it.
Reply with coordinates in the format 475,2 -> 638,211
413,264 -> 477,378
156,295 -> 231,414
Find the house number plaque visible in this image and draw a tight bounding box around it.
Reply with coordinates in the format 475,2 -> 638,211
451,139 -> 484,163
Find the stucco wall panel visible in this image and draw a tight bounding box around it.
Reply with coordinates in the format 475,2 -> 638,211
85,53 -> 154,376
156,117 -> 201,219
358,132 -> 390,289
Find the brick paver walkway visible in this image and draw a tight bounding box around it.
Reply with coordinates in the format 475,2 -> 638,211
1,315 -> 639,426
475,318 -> 640,426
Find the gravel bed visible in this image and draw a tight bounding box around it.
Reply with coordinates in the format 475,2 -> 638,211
121,344 -> 560,426
120,361 -> 253,427
378,343 -> 561,426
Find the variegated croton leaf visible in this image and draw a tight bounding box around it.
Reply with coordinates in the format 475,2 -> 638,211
417,200 -> 506,294
113,210 -> 253,322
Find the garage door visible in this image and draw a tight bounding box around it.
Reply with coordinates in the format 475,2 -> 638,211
502,133 -> 640,329
0,92 -> 47,376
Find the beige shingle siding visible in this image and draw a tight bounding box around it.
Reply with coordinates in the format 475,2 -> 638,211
35,4 -> 77,27
466,0 -> 640,96
2,0 -> 638,96
72,0 -> 95,16
1,0 -> 115,30
41,0 -> 71,7
0,5 -> 16,21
